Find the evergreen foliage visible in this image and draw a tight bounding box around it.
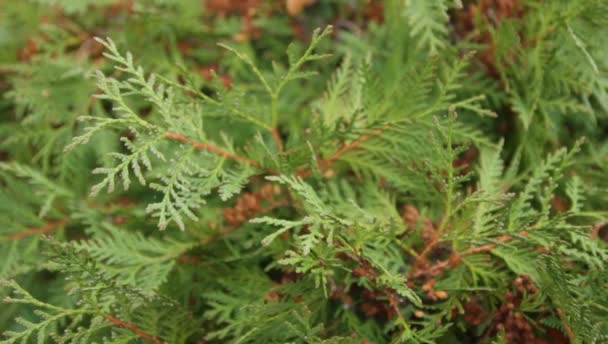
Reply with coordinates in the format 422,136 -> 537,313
0,1 -> 607,343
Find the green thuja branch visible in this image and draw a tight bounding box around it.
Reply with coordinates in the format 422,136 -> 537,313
219,26 -> 332,151
0,239 -> 198,343
1,2 -> 607,344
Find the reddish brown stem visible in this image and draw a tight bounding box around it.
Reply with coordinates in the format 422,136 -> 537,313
271,128 -> 284,153
463,242 -> 498,255
556,308 -> 575,343
590,221 -> 606,240
411,230 -> 530,279
320,128 -> 383,167
295,128 -> 385,178
415,234 -> 442,266
6,220 -> 66,240
463,231 -> 528,256
105,315 -> 166,344
165,132 -> 260,168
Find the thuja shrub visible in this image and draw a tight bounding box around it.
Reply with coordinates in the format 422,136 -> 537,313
0,1 -> 607,343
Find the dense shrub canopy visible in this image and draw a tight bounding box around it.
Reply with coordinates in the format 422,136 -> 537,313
0,1 -> 607,343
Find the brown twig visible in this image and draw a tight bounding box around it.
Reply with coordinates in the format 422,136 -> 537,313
271,128 -> 284,153
414,233 -> 442,267
170,124 -> 384,177
165,132 -> 260,168
104,315 -> 166,344
295,127 -> 385,178
0,66 -> 19,74
410,230 -> 530,279
6,220 -> 67,240
590,221 -> 606,240
320,128 -> 383,167
463,231 -> 529,256
556,308 -> 575,343
409,259 -> 450,279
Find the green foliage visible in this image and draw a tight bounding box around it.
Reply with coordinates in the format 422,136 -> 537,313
537,255 -> 607,344
1,240 -> 199,343
73,223 -> 196,290
0,0 -> 607,343
403,0 -> 451,53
